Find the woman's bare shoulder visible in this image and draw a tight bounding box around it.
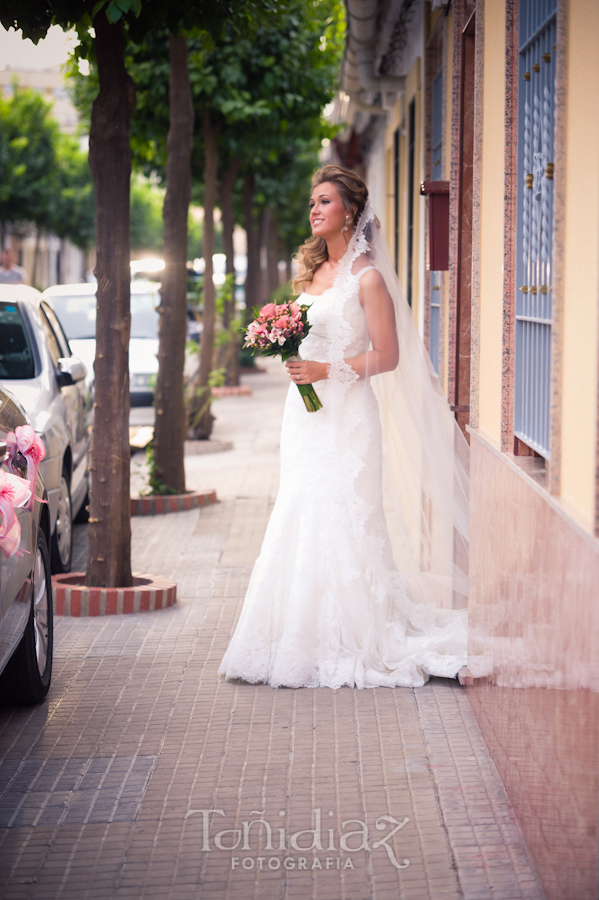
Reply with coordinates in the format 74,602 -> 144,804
357,266 -> 386,290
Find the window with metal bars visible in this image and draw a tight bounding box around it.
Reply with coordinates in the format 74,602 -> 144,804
429,68 -> 443,374
514,0 -> 557,458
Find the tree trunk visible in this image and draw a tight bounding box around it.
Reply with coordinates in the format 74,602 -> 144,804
268,212 -> 280,295
152,34 -> 194,494
57,238 -> 65,285
219,155 -> 241,386
258,206 -> 270,303
32,227 -> 41,287
86,12 -> 136,588
243,171 -> 259,311
189,113 -> 218,439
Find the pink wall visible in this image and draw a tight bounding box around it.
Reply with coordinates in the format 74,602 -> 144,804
467,431 -> 599,900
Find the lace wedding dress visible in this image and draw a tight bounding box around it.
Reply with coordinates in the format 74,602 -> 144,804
219,217 -> 468,689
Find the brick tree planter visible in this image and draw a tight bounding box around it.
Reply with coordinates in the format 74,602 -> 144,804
211,385 -> 252,397
130,489 -> 217,516
53,573 -> 177,617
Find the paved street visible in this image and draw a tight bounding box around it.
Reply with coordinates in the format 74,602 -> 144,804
0,361 -> 544,900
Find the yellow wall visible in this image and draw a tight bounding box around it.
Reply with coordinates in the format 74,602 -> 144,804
407,60 -> 422,330
383,60 -> 422,330
477,0 -> 506,444
559,0 -> 599,528
385,99 -> 403,275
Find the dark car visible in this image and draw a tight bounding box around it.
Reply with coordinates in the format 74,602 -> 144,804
0,384 -> 52,705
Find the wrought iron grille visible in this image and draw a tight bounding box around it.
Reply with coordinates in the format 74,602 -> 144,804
514,0 -> 557,457
429,68 -> 443,374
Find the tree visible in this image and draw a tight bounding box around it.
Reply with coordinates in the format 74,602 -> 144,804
3,0 -> 151,587
2,0 -> 269,585
152,34 -> 194,492
220,0 -> 344,310
67,4 -> 287,481
49,134 -> 96,282
165,1 -> 343,436
0,85 -> 59,250
130,175 -> 164,252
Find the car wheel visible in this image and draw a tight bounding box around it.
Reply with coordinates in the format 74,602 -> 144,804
51,468 -> 73,573
0,529 -> 53,705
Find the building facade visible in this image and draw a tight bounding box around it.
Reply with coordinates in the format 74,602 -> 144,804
334,1 -> 599,897
0,67 -> 88,287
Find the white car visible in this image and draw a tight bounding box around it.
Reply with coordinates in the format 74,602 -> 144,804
42,280 -> 161,407
0,285 -> 91,574
0,384 -> 53,704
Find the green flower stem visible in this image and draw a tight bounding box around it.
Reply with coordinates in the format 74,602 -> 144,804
297,382 -> 323,412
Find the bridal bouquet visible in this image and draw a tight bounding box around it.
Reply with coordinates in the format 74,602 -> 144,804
244,301 -> 323,412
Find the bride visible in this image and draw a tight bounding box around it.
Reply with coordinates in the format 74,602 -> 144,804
219,165 -> 468,689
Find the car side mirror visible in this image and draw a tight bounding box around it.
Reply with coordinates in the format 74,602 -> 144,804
56,356 -> 87,388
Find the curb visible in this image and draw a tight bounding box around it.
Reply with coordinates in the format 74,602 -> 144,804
53,573 -> 177,617
130,489 -> 217,516
211,385 -> 252,397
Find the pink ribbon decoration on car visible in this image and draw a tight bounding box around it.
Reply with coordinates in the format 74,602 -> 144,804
6,425 -> 46,510
0,468 -> 32,558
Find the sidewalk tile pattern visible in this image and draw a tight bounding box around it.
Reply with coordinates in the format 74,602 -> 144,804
0,498 -> 544,900
0,368 -> 545,899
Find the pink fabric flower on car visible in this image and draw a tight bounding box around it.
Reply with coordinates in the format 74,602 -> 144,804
6,425 -> 46,510
0,468 -> 32,558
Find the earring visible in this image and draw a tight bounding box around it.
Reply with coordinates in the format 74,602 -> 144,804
343,215 -> 349,232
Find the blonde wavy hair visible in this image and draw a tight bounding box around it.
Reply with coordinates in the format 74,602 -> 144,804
292,165 -> 370,293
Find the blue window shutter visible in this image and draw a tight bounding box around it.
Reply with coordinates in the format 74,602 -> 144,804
514,0 -> 557,458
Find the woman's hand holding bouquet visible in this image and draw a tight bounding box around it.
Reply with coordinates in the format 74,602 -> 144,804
244,301 -> 323,412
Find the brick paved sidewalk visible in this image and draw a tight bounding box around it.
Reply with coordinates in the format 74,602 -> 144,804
0,362 -> 544,900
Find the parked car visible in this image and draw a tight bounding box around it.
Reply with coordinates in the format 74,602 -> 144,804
0,284 -> 91,574
0,384 -> 52,705
42,280 -> 161,406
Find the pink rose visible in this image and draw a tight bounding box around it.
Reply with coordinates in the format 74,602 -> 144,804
248,321 -> 267,336
289,302 -> 300,315
259,303 -> 277,317
275,315 -> 290,328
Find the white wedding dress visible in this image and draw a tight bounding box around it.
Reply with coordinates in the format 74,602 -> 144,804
219,251 -> 468,690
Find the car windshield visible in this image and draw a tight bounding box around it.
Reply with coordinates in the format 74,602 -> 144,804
50,294 -> 97,339
50,290 -> 160,340
0,301 -> 35,379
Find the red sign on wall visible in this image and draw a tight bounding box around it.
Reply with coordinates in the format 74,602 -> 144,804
420,181 -> 450,271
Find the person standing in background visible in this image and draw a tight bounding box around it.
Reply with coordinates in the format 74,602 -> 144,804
0,248 -> 27,284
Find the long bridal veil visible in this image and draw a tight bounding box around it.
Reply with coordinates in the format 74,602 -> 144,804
354,202 -> 469,613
